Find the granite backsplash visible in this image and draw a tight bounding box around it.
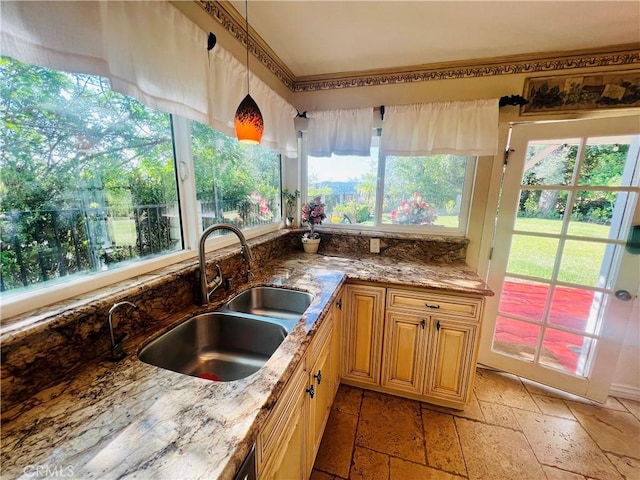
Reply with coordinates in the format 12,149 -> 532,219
1,228 -> 468,413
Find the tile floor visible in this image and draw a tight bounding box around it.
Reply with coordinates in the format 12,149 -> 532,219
311,368 -> 640,480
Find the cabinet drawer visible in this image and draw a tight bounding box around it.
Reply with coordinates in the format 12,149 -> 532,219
387,288 -> 482,321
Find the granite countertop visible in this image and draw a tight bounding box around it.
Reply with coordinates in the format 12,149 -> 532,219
0,252 -> 492,480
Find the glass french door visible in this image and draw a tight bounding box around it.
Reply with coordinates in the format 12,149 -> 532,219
480,116 -> 640,401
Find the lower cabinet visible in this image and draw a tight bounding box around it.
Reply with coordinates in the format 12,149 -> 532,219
425,318 -> 477,404
346,283 -> 484,409
342,284 -> 385,386
257,290 -> 342,480
381,311 -> 426,396
257,355 -> 308,479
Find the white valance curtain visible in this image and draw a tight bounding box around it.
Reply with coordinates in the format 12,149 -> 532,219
306,108 -> 373,157
0,0 -> 298,157
381,99 -> 500,157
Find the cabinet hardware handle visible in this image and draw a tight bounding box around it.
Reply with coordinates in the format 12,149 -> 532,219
336,299 -> 342,310
420,319 -> 426,329
314,370 -> 322,384
425,303 -> 440,309
306,385 -> 315,398
436,320 -> 441,331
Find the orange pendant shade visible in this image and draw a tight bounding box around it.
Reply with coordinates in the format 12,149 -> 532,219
234,94 -> 264,144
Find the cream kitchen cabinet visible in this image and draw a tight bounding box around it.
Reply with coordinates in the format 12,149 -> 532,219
258,293 -> 341,480
257,354 -> 308,479
344,283 -> 483,409
424,317 -> 477,404
341,284 -> 386,387
383,287 -> 483,408
306,309 -> 335,475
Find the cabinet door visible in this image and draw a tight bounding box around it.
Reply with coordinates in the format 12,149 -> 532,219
256,357 -> 307,476
381,311 -> 426,395
331,289 -> 344,397
261,384 -> 307,480
307,326 -> 333,474
342,284 -> 385,386
425,318 -> 477,404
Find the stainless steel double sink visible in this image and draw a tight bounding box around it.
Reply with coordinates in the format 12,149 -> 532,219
138,287 -> 314,382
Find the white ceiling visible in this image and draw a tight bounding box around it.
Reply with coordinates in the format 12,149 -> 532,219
228,1 -> 640,79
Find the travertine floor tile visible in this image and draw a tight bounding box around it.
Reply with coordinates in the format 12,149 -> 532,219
513,409 -> 622,479
389,457 -> 463,480
567,401 -> 640,459
455,417 -> 546,480
605,453 -> 640,480
356,391 -> 425,464
310,469 -> 340,480
422,409 -> 467,476
332,384 -> 363,416
474,369 -> 539,412
314,409 -> 358,478
478,400 -> 520,430
423,390 -> 485,422
542,465 -> 586,479
618,397 -> 640,422
350,446 -> 389,480
531,393 -> 575,420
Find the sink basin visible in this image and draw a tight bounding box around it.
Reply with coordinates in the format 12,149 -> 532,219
223,286 -> 314,322
138,312 -> 287,381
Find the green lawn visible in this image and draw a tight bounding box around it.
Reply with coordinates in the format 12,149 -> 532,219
508,217 -> 610,286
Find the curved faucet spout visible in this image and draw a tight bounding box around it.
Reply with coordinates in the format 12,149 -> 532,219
199,223 -> 253,306
107,301 -> 138,361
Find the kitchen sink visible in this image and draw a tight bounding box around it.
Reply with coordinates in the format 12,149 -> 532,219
138,312 -> 287,381
222,286 -> 314,323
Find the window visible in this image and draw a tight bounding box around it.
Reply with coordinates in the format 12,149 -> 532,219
382,154 -> 473,230
305,134 -> 475,234
0,56 -> 281,308
191,122 -> 282,233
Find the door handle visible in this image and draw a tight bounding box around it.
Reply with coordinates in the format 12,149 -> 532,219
615,290 -> 633,301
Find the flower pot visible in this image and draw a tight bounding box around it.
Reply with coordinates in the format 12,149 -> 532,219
302,238 -> 320,254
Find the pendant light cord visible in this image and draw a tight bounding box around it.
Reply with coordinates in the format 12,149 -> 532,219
245,0 -> 250,94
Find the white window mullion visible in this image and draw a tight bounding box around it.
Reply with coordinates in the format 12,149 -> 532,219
171,115 -> 199,251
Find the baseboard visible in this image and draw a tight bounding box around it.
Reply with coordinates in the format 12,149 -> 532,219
609,383 -> 640,401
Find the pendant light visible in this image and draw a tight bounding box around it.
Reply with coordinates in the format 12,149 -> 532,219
234,0 -> 264,144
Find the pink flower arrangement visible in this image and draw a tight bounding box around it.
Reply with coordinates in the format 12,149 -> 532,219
390,192 -> 437,225
301,196 -> 326,239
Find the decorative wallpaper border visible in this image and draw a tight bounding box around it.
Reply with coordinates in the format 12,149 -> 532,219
198,1 -> 640,93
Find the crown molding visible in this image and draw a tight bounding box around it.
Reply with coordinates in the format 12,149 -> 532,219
294,44 -> 640,92
197,0 -> 297,89
197,1 -> 640,93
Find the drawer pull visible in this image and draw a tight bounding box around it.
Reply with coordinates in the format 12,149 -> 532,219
306,385 -> 315,399
314,370 -> 322,385
425,303 -> 440,309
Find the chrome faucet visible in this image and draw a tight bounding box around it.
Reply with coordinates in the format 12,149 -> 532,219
107,301 -> 138,361
199,223 -> 253,306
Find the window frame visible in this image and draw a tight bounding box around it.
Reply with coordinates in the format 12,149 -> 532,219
301,131 -> 477,237
2,105 -> 283,320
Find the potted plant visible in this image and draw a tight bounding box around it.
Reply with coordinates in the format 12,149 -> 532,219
301,196 -> 326,253
282,189 -> 300,227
